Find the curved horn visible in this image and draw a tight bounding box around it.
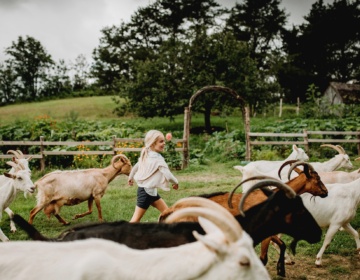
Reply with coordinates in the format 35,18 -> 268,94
111,154 -> 129,169
320,144 -> 343,154
165,206 -> 242,242
7,150 -> 22,159
16,150 -> 25,158
228,175 -> 278,209
336,145 -> 346,154
278,160 -> 299,179
288,161 -> 315,180
238,179 -> 296,216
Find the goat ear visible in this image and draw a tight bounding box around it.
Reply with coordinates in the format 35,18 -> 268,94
4,173 -> 15,179
198,217 -> 221,235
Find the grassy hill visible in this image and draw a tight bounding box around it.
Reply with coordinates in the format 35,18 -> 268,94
0,96 -> 119,126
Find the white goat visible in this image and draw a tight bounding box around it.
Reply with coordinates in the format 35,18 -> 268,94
301,178 -> 360,266
236,144 -> 353,193
307,144 -> 353,173
0,165 -> 35,241
29,154 -> 132,225
317,157 -> 360,184
0,203 -> 270,280
1,150 -> 33,233
234,145 -> 309,192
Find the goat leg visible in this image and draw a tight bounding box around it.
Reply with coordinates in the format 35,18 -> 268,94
73,198 -> 94,220
274,236 -> 287,277
54,214 -> 70,225
5,208 -> 16,232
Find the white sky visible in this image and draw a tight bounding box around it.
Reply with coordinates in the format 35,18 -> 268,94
0,0 -> 334,64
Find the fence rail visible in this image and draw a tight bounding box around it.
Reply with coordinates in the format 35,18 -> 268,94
247,129 -> 360,159
0,136 -> 184,171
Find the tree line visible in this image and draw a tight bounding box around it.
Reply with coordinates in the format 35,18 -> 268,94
1,0 -> 359,131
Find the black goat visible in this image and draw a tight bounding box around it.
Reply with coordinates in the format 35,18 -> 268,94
14,180 -> 321,278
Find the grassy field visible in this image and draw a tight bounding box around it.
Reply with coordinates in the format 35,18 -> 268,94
1,97 -> 360,279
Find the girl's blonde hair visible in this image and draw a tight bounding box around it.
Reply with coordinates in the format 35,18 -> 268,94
139,130 -> 164,163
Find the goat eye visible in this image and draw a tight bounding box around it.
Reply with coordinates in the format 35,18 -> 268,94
239,256 -> 250,267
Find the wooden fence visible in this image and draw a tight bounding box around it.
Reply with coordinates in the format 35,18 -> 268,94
0,136 -> 185,171
247,130 -> 360,160
2,131 -> 359,169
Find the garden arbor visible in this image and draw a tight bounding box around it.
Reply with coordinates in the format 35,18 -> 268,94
182,85 -> 250,168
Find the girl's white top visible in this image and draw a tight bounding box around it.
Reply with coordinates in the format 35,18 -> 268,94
129,150 -> 178,196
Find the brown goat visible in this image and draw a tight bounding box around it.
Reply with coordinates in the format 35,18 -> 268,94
159,160 -> 327,221
29,154 -> 132,225
159,160 -> 328,277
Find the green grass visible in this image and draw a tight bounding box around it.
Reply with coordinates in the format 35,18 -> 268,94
0,96 -> 246,133
0,96 -> 119,126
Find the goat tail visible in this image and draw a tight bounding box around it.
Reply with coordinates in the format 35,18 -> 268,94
13,214 -> 51,241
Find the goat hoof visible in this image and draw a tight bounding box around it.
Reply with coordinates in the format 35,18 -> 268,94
285,261 -> 295,265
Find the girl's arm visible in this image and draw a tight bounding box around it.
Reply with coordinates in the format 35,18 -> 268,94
159,166 -> 179,189
128,162 -> 139,186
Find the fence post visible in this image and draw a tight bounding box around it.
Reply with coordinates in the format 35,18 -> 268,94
303,129 -> 309,155
40,136 -> 45,171
244,106 -> 251,161
357,131 -> 360,155
182,107 -> 190,169
112,135 -> 116,155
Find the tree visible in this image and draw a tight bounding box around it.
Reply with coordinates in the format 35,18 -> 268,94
226,0 -> 287,69
71,54 -> 90,91
0,61 -> 20,104
280,0 -> 360,101
42,60 -> 72,98
5,36 -> 54,100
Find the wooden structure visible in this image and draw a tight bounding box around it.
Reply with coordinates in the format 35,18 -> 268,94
0,136 -> 184,171
248,130 -> 360,159
323,82 -> 360,105
182,85 -> 250,167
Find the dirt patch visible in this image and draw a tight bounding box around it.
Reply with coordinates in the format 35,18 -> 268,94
266,252 -> 360,279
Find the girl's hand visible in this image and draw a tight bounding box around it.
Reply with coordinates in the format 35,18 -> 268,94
172,184 -> 179,190
128,179 -> 134,186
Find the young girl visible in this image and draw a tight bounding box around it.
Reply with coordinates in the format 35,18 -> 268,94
128,130 -> 179,222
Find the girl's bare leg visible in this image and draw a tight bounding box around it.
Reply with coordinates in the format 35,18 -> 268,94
130,206 -> 147,223
152,198 -> 168,213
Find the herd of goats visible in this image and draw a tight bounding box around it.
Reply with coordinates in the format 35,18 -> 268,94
0,144 -> 359,279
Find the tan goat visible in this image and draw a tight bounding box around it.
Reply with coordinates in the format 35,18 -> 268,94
29,154 -> 131,225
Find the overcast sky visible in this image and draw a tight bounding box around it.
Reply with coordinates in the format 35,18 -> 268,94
0,0 -> 334,63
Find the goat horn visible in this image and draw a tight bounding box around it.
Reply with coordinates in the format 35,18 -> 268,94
278,160 -> 299,179
228,175 -> 276,209
288,161 -> 315,180
170,196 -> 235,224
336,145 -> 346,154
320,144 -> 343,154
16,150 -> 25,158
165,206 -> 242,242
111,154 -> 129,169
238,179 -> 296,216
7,150 -> 22,158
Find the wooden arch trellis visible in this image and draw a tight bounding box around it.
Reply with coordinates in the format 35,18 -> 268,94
181,85 -> 251,168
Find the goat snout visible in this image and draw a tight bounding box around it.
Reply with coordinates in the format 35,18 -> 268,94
28,186 -> 35,193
